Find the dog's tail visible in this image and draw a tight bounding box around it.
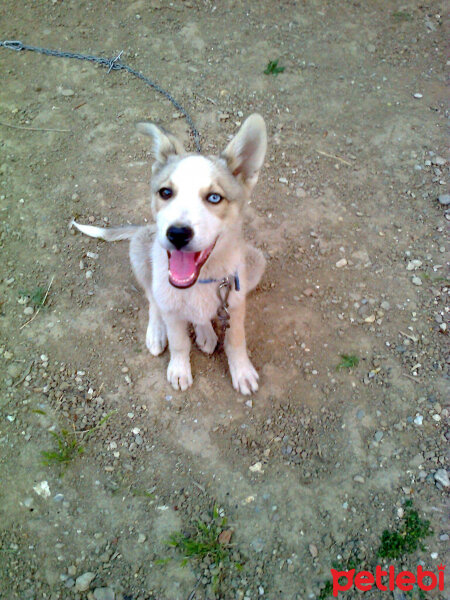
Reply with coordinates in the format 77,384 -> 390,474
71,220 -> 142,242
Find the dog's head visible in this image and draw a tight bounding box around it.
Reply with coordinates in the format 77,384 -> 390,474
137,114 -> 267,288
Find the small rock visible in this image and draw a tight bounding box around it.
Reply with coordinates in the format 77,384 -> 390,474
65,578 -> 75,588
438,194 -> 450,206
374,431 -> 384,442
86,270 -> 93,279
432,156 -> 446,166
61,88 -> 75,96
353,475 -> 365,484
336,258 -> 347,268
93,587 -> 115,600
413,93 -> 423,99
309,543 -> 318,558
364,314 -> 376,323
33,480 -> 51,498
75,572 -> 95,592
406,259 -> 422,271
380,301 -> 390,310
278,177 -> 288,185
137,533 -> 146,543
434,469 -> 449,488
249,462 -> 264,474
414,414 -> 423,426
23,306 -> 34,315
303,287 -> 315,297
68,565 -> 76,577
411,276 -> 422,286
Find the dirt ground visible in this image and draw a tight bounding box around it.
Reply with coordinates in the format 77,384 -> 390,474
0,2 -> 448,599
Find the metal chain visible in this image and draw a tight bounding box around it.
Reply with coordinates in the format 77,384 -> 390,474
0,39 -> 201,152
215,277 -> 233,349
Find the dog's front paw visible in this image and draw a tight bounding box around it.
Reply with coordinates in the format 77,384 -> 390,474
146,320 -> 167,356
194,323 -> 218,354
167,356 -> 193,391
228,356 -> 259,395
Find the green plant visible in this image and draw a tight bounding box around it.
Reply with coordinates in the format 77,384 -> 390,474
19,286 -> 48,308
264,59 -> 285,76
42,411 -> 116,467
378,500 -> 432,559
164,506 -> 240,591
41,429 -> 84,465
336,354 -> 359,370
392,10 -> 412,21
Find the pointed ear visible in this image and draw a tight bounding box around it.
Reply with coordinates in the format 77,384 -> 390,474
222,114 -> 267,192
136,122 -> 185,164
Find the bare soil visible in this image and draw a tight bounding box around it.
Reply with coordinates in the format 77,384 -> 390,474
0,2 -> 448,600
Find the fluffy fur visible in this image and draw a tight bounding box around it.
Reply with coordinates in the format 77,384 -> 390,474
72,114 -> 267,395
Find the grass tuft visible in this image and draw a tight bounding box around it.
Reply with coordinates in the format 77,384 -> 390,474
336,354 -> 359,370
378,500 -> 432,559
19,286 -> 48,308
264,59 -> 285,76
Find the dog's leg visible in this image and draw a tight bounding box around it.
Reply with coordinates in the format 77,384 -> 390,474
146,295 -> 167,356
164,314 -> 193,391
225,300 -> 259,395
194,322 -> 218,354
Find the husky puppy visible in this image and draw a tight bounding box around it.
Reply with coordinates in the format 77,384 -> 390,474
73,114 -> 267,395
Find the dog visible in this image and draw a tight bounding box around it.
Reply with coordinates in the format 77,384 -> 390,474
72,113 -> 267,395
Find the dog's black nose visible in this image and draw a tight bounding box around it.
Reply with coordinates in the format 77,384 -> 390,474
166,225 -> 194,250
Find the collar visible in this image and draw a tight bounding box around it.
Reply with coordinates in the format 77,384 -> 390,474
198,272 -> 240,291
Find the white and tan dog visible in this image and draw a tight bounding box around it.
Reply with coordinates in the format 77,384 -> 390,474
72,114 -> 267,395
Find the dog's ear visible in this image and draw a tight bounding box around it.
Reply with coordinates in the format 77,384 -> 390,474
136,122 -> 185,163
222,114 -> 267,192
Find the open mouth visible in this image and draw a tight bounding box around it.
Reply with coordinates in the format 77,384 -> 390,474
167,242 -> 216,289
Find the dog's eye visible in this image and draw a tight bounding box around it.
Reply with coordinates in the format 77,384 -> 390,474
206,192 -> 223,204
158,187 -> 173,200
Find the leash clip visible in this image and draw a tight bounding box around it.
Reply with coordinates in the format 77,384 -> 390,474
2,40 -> 24,51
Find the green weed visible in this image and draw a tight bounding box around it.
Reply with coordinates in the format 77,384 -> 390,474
264,59 -> 285,76
336,354 -> 359,370
19,286 -> 48,308
163,505 -> 240,592
392,11 -> 412,21
378,500 -> 432,559
41,429 -> 84,465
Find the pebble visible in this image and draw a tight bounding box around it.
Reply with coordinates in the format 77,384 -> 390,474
86,270 -> 93,279
336,258 -> 347,268
440,534 -> 449,541
356,409 -> 365,420
68,565 -> 76,576
33,480 -> 51,498
353,475 -> 365,484
61,88 -> 75,96
23,306 -> 34,315
87,251 -> 99,259
309,543 -> 318,558
411,276 -> 422,286
413,93 -> 423,99
380,301 -> 390,310
406,259 -> 422,271
374,431 -> 384,442
432,156 -> 446,166
94,589 -> 115,600
438,194 -> 450,206
278,177 -> 288,185
434,469 -> 449,488
75,572 -> 95,592
414,415 -> 423,426
138,533 -> 146,543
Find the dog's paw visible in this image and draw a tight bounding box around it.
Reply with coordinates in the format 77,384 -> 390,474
194,323 -> 218,354
146,320 -> 167,356
167,356 -> 193,391
228,356 -> 259,395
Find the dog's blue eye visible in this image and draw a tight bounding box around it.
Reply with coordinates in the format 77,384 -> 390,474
206,193 -> 223,204
159,187 -> 173,200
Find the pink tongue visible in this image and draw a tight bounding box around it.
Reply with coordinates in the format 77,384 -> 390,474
169,250 -> 197,282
